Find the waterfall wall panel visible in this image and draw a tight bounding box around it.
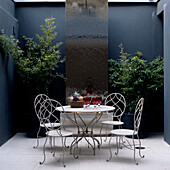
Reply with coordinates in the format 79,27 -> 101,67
66,0 -> 108,97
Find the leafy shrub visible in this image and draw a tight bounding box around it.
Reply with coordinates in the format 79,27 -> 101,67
109,44 -> 164,114
0,17 -> 64,94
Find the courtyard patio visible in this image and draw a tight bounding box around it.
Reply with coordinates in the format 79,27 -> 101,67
0,0 -> 170,169
0,133 -> 170,170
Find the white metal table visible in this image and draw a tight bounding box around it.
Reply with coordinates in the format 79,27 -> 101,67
57,105 -> 115,158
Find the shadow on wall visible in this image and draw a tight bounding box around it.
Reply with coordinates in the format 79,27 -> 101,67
0,1 -> 18,145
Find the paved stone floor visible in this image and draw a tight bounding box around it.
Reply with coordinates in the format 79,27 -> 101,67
0,133 -> 170,170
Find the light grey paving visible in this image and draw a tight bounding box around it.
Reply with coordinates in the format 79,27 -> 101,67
0,133 -> 170,170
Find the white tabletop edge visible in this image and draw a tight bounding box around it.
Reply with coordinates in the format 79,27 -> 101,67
57,105 -> 115,113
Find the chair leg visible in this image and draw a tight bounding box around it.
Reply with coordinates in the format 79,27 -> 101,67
49,137 -> 53,153
70,136 -> 78,155
99,124 -> 104,146
33,126 -> 41,149
104,125 -> 108,142
53,137 -> 56,157
125,138 -> 133,148
91,132 -> 96,155
61,137 -> 66,167
39,136 -> 48,165
137,134 -> 145,158
64,137 -> 69,148
73,139 -> 79,159
106,135 -> 114,162
132,136 -> 138,165
115,136 -> 120,155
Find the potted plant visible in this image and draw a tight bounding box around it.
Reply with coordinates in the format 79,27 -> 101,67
0,17 -> 65,137
108,44 -> 164,138
146,56 -> 164,132
1,17 -> 64,92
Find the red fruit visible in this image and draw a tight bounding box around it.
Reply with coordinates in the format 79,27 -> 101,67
78,96 -> 83,101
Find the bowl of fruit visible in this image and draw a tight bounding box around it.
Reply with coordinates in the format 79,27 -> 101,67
68,92 -> 84,108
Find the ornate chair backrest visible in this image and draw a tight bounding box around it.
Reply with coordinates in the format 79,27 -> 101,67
34,94 -> 50,122
134,98 -> 144,133
105,93 -> 126,121
39,99 -> 64,133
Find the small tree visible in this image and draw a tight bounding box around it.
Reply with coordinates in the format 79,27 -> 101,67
0,17 -> 65,95
0,29 -> 23,59
17,17 -> 64,94
109,44 -> 163,114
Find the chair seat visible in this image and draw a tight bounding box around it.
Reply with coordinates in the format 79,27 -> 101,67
40,123 -> 61,128
101,120 -> 124,125
110,129 -> 137,136
46,129 -> 73,137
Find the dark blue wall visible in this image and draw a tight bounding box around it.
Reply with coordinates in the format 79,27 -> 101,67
108,3 -> 163,61
0,0 -> 15,16
0,0 -> 18,146
163,1 -> 170,145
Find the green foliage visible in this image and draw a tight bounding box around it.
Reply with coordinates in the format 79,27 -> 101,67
0,17 -> 64,94
0,29 -> 23,59
148,56 -> 164,92
109,44 -> 164,114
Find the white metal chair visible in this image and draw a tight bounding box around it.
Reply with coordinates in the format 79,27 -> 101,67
39,99 -> 73,167
100,93 -> 126,144
107,98 -> 145,165
33,94 -> 61,148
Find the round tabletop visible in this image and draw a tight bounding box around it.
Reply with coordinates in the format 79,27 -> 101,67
57,105 -> 115,113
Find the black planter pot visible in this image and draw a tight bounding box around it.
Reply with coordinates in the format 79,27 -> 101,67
123,113 -> 148,139
25,112 -> 46,138
23,87 -> 47,138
